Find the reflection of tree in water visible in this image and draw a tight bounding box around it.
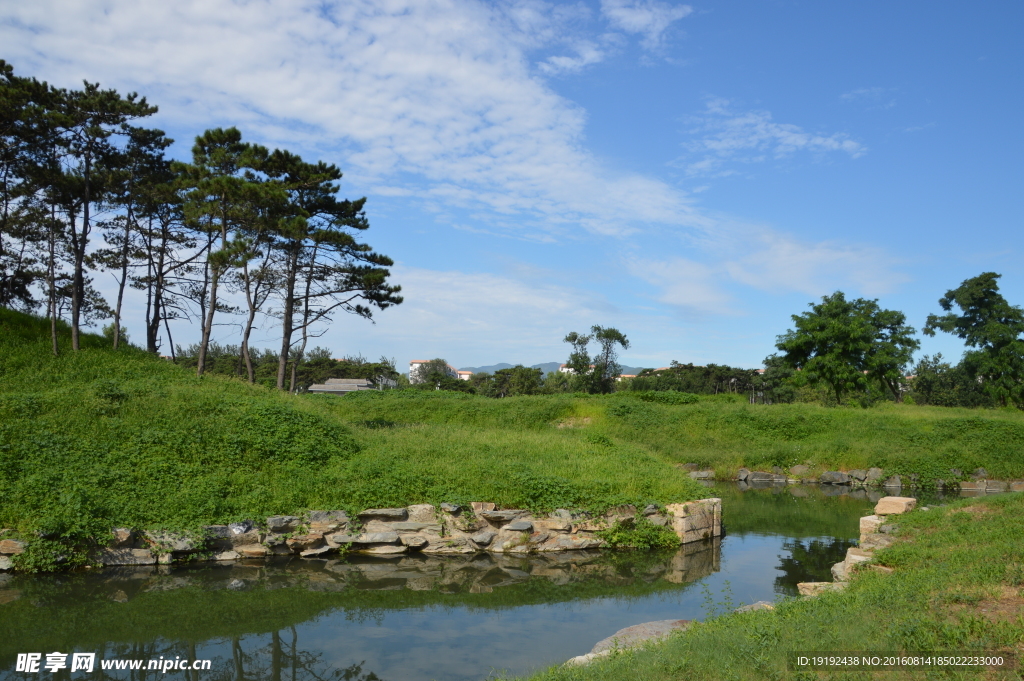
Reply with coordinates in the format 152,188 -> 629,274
774,537 -> 857,596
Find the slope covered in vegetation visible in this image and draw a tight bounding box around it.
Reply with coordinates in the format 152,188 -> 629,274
0,310 -> 706,544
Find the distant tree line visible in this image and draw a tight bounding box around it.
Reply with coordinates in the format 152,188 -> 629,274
0,60 -> 401,391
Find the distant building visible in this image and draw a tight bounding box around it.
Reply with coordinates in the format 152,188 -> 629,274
558,363 -> 595,374
409,360 -> 470,384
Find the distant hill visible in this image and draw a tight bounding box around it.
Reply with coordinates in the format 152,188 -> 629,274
459,362 -> 649,376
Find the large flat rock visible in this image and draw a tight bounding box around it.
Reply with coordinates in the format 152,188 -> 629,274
874,496 -> 916,515
590,619 -> 692,654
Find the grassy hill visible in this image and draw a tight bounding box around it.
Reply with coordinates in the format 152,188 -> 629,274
3,307 -> 1024,558
0,309 -> 706,546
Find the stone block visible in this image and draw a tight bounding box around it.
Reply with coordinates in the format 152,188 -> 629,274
957,480 -> 985,491
860,533 -> 896,550
849,469 -> 867,481
144,530 -> 200,553
470,531 -> 495,546
689,471 -> 715,480
736,467 -> 750,481
229,530 -> 261,547
666,498 -> 721,544
845,547 -> 873,565
883,475 -> 902,488
286,533 -> 325,551
299,545 -> 333,558
110,528 -> 135,548
874,496 -> 916,515
325,533 -> 356,547
97,548 -> 156,566
400,535 -> 428,548
819,471 -> 851,485
865,467 -> 884,482
987,481 -> 1009,492
388,522 -> 440,532
797,582 -> 847,596
480,510 -> 524,524
831,561 -> 849,582
470,502 -> 496,513
353,532 -> 400,544
357,544 -> 407,555
266,515 -> 301,533
1011,481 -> 1024,492
407,504 -> 437,523
506,520 -> 534,532
237,545 -> 268,558
533,519 -> 571,533
212,550 -> 240,561
0,556 -> 13,571
789,465 -> 809,477
358,508 -> 408,520
859,515 -> 884,537
0,539 -> 27,555
590,619 -> 691,655
440,503 -> 461,514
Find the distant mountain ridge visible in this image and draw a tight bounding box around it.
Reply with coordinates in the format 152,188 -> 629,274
458,362 -> 649,376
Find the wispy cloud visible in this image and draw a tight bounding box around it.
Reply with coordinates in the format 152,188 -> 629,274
679,97 -> 866,177
841,86 -> 897,110
627,257 -> 739,315
599,0 -> 692,50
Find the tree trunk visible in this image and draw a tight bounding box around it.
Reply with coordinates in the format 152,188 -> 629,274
71,153 -> 91,352
197,206 -> 228,377
112,207 -> 133,349
276,248 -> 300,390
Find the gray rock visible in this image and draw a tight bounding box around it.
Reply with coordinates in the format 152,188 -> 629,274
789,465 -> 809,477
358,508 -> 408,520
325,533 -> 357,545
229,520 -> 255,535
647,514 -> 668,526
689,471 -> 714,480
971,468 -> 989,480
879,524 -> 897,534
865,467 -> 884,483
299,545 -> 334,558
831,561 -> 849,582
203,525 -> 231,539
353,532 -> 400,544
110,528 -> 135,548
440,503 -> 461,514
736,467 -> 750,481
642,504 -> 659,516
212,550 -> 240,561
735,601 -> 775,613
266,515 -> 301,533
987,480 -> 1009,492
949,468 -> 963,478
505,520 -> 534,532
590,619 -> 691,654
144,531 -> 199,553
471,531 -> 496,546
747,471 -> 774,482
389,522 -> 441,532
480,510 -> 523,523
400,535 -> 428,548
0,556 -> 13,571
819,471 -> 851,485
96,548 -> 156,566
848,469 -> 867,482
884,475 -> 902,488
227,579 -> 249,591
551,509 -> 573,520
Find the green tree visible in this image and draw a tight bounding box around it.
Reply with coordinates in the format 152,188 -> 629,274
907,354 -> 993,408
410,358 -> 453,385
923,272 -> 1024,407
489,365 -> 543,397
562,325 -> 629,394
776,291 -> 919,404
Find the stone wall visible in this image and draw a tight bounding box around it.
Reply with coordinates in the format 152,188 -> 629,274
0,499 -> 722,570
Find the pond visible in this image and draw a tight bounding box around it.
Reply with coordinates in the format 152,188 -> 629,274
0,484 -> 946,681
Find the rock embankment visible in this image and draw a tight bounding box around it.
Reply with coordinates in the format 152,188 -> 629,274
797,495 -> 912,596
0,499 -> 722,571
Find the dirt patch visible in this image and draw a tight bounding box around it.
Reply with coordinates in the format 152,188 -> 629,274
556,417 -> 592,429
974,585 -> 1024,622
954,505 -> 994,518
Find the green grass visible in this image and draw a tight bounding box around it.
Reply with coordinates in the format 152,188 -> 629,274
515,492 -> 1024,680
0,309 -> 707,547
4,307 -> 1024,560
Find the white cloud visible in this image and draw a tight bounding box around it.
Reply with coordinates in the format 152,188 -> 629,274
724,232 -> 909,297
1,0 -> 702,240
680,97 -> 866,177
627,257 -> 738,315
841,87 -> 896,109
599,0 -> 692,50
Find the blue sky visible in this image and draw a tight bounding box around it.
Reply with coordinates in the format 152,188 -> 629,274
3,0 -> 1022,370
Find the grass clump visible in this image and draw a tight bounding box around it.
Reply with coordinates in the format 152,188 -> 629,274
516,492 -> 1024,680
596,517 -> 680,550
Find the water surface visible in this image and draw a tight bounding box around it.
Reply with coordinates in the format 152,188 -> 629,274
0,484 -> 935,681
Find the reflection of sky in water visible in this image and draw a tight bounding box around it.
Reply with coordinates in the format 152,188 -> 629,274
182,534 -> 829,681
